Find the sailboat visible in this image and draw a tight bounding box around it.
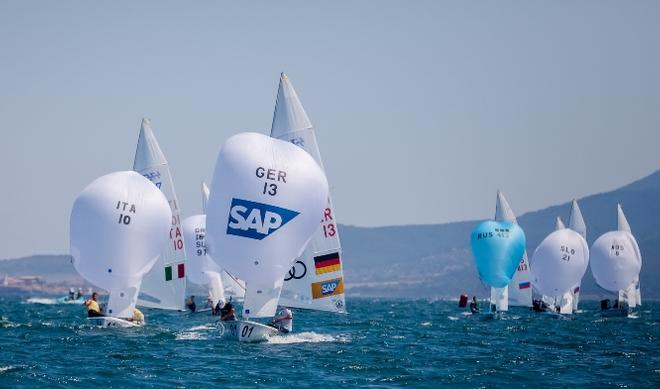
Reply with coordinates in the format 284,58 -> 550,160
206,132 -> 328,342
590,204 -> 642,317
271,73 -> 346,314
133,119 -> 187,311
183,182 -> 245,312
492,191 -> 532,311
70,171 -> 172,327
567,200 -> 587,311
470,214 -> 527,318
530,215 -> 589,316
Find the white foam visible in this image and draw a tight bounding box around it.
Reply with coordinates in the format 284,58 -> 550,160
420,321 -> 432,327
266,331 -> 337,344
447,316 -> 459,321
0,366 -> 16,373
26,297 -> 59,305
176,332 -> 208,340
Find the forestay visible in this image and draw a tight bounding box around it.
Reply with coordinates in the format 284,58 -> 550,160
133,119 -> 186,311
70,171 -> 171,318
206,132 -> 328,318
494,191 -> 532,307
271,73 -> 346,313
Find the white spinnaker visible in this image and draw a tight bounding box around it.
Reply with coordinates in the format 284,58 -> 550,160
271,73 -> 346,313
70,171 -> 171,318
133,119 -> 186,311
568,199 -> 587,310
206,132 -> 329,318
196,182 -> 246,300
530,229 -> 589,302
590,205 -> 642,296
182,215 -> 222,285
494,191 -> 532,308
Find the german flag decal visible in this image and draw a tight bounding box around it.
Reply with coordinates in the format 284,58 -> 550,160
314,252 -> 341,275
311,277 -> 344,299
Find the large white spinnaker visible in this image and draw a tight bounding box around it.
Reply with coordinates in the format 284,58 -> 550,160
530,222 -> 589,315
494,191 -> 532,309
133,119 -> 186,311
182,214 -> 224,305
590,204 -> 642,308
271,73 -> 346,313
568,199 -> 587,310
206,132 -> 329,319
70,171 -> 172,319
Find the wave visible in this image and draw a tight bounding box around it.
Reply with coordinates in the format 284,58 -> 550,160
266,331 -> 338,344
26,297 -> 83,305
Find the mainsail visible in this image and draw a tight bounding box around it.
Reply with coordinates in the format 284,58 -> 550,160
494,191 -> 532,308
590,204 -> 642,307
206,132 -> 328,318
70,171 -> 172,318
271,73 -> 346,313
133,119 -> 186,310
567,199 -> 587,310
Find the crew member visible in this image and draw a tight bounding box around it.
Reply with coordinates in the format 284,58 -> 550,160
271,307 -> 293,334
84,292 -> 103,317
130,308 -> 144,323
219,298 -> 236,321
68,288 -> 75,301
186,295 -> 197,312
75,288 -> 83,300
469,297 -> 479,314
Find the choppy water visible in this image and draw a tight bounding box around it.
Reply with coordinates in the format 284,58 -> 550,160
0,296 -> 658,387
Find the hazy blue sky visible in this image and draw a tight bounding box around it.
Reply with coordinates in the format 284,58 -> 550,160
1,1 -> 659,258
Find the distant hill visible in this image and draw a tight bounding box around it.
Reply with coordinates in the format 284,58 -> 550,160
2,170 -> 659,300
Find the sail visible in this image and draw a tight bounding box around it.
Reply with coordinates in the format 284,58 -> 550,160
530,229 -> 589,299
271,73 -> 346,313
70,171 -> 172,318
470,220 -> 526,299
133,119 -> 186,311
202,181 -> 210,214
555,217 -> 566,230
590,206 -> 642,293
182,214 -> 223,285
205,271 -> 225,307
494,191 -> 532,307
221,271 -> 246,300
568,199 -> 587,310
558,291 -> 573,314
617,204 -> 631,233
206,132 -> 329,318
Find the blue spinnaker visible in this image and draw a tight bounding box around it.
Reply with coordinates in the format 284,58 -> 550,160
470,221 -> 526,288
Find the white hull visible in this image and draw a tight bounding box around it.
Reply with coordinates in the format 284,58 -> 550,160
220,320 -> 279,342
87,316 -> 142,328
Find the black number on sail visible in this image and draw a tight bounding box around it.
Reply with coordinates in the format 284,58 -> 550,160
118,214 -> 131,225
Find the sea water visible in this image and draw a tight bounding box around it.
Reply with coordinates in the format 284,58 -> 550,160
0,297 -> 658,387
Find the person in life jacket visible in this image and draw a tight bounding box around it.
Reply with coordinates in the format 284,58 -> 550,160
186,295 -> 197,312
469,297 -> 479,314
76,288 -> 83,300
130,308 -> 144,323
270,307 -> 293,334
218,298 -> 236,321
84,292 -> 103,317
67,288 -> 76,301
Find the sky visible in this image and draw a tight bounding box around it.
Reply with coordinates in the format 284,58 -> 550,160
1,1 -> 659,259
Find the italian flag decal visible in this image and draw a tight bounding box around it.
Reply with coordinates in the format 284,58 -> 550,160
165,263 -> 185,281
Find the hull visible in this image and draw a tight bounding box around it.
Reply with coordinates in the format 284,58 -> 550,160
600,308 -> 631,318
221,320 -> 279,342
87,316 -> 142,328
57,296 -> 86,304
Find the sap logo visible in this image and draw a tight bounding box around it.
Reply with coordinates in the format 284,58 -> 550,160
321,279 -> 340,295
226,198 -> 299,240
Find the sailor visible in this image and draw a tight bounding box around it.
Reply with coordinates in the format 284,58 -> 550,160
469,297 -> 479,314
186,295 -> 197,312
130,308 -> 145,323
84,292 -> 103,317
76,288 -> 83,300
271,307 -> 293,334
68,288 -> 75,301
219,298 -> 236,321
